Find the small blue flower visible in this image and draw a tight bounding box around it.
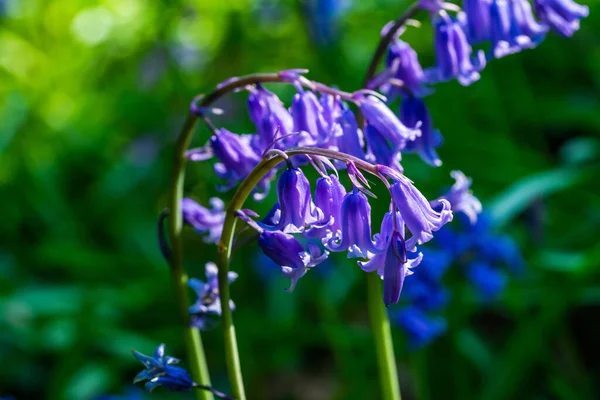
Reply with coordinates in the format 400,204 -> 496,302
132,344 -> 194,392
432,170 -> 482,224
181,197 -> 225,244
335,108 -> 367,160
402,248 -> 451,311
188,262 -> 237,329
534,0 -> 589,37
400,96 -> 443,167
291,90 -> 331,144
305,174 -> 347,241
466,261 -> 507,300
327,187 -> 380,258
426,11 -> 486,86
392,307 -> 447,349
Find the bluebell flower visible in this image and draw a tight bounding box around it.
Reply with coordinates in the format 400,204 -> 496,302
488,0 -> 547,59
247,84 -> 294,152
359,211 -> 423,306
291,90 -> 330,144
426,11 -> 486,86
400,96 -> 443,167
364,124 -> 404,172
380,167 -> 453,250
462,0 -> 492,43
380,38 -> 430,98
132,344 -> 194,392
534,0 -> 589,37
466,261 -> 507,300
392,307 -> 447,349
211,128 -> 275,200
327,187 -> 380,258
181,197 -> 225,244
262,167 -> 322,233
188,262 -> 237,329
357,95 -> 421,151
335,108 -> 367,160
432,170 -> 482,224
305,174 -> 347,240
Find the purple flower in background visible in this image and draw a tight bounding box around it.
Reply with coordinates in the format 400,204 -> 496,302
188,262 -> 237,329
132,344 -> 194,392
381,170 -> 453,250
466,261 -> 507,300
432,170 -> 482,224
263,168 -> 322,233
364,124 -> 404,172
400,96 -> 443,167
534,0 -> 589,37
488,0 -> 547,59
359,211 -> 423,306
247,84 -> 294,152
327,187 -> 380,258
181,197 -> 225,243
391,307 -> 447,349
426,11 -> 486,86
358,95 -> 421,150
211,128 -> 274,199
462,0 -> 492,42
259,230 -> 329,291
381,38 -> 430,98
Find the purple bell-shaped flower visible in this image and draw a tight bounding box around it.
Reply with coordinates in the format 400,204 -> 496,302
462,0 -> 492,43
305,174 -> 347,241
400,96 -> 443,167
380,167 -> 453,250
181,197 -> 225,244
432,170 -> 482,224
534,0 -> 589,37
247,84 -> 294,152
382,38 -> 430,98
426,11 -> 486,86
359,211 -> 423,306
291,90 -> 331,144
327,187 -> 380,258
357,95 -> 421,151
364,124 -> 404,173
264,167 -> 322,233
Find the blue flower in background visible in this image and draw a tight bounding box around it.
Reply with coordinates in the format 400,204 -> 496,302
466,261 -> 508,300
132,344 -> 194,392
188,262 -> 238,329
392,307 -> 447,349
302,0 -> 350,46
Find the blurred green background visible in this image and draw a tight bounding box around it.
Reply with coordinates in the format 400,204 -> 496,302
1,0 -> 599,399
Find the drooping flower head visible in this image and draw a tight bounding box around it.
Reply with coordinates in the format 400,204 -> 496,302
335,108 -> 367,160
132,344 -> 194,392
359,211 -> 423,306
426,11 -> 486,86
534,0 -> 589,37
291,89 -> 331,144
462,0 -> 492,43
380,167 -> 453,251
488,0 -> 547,59
382,38 -> 430,98
264,167 -> 322,233
364,124 -> 404,173
181,197 -> 225,243
357,94 -> 421,151
247,84 -> 294,152
210,128 -> 275,199
327,187 -> 380,258
305,174 -> 347,241
400,96 -> 443,167
188,262 -> 237,329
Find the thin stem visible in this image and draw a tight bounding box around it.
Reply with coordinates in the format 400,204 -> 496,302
361,1 -> 422,88
168,115 -> 214,400
367,272 -> 401,400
